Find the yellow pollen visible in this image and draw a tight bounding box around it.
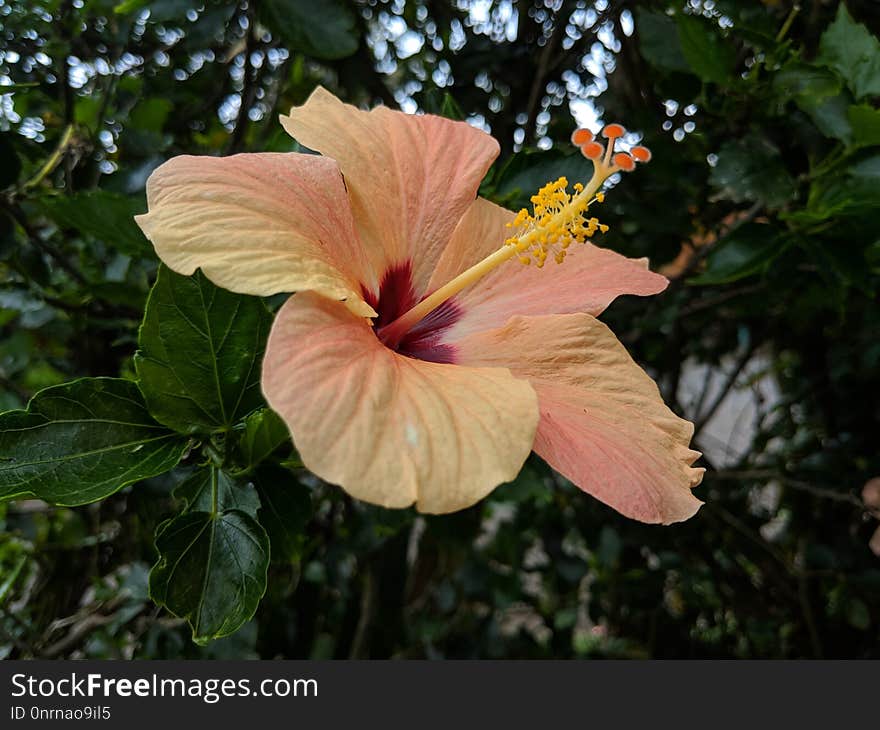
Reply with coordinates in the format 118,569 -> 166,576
502,175 -> 607,267
376,125 -> 649,349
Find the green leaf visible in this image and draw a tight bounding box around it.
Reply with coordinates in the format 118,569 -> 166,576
0,378 -> 187,505
439,93 -> 464,122
772,64 -> 842,107
709,136 -> 795,208
489,149 -> 594,211
259,0 -> 358,60
850,154 -> 880,180
182,3 -> 238,49
787,155 -> 880,225
149,502 -> 270,643
114,0 -> 148,13
689,224 -> 782,285
174,467 -> 261,516
848,104 -> 880,149
135,266 -> 272,435
804,93 -> 853,144
846,598 -> 871,631
0,133 -> 22,189
40,190 -> 152,256
675,14 -> 736,85
122,97 -> 175,155
253,464 -> 311,563
74,95 -> 103,130
238,408 -> 289,469
128,97 -> 173,133
636,9 -> 690,74
817,4 -> 880,101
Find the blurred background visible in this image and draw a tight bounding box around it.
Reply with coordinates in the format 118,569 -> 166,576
1,0 -> 879,658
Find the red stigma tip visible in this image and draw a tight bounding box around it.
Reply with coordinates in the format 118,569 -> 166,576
571,128 -> 593,145
613,152 -> 636,171
580,141 -> 604,160
602,123 -> 626,139
631,146 -> 652,162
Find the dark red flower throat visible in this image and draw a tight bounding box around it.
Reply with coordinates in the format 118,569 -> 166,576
363,262 -> 460,364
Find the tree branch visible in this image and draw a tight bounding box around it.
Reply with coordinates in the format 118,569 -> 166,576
693,342 -> 757,438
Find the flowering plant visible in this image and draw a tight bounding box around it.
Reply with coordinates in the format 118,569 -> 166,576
137,88 -> 703,523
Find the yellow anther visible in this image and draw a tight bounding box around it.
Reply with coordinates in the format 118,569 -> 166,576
503,172 -> 610,267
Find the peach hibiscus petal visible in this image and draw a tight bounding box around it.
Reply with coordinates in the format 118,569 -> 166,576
280,87 -> 499,296
261,292 -> 539,514
456,313 -> 704,524
431,197 -> 669,341
135,152 -> 376,317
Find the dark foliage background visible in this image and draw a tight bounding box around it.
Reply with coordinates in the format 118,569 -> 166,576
1,0 -> 878,659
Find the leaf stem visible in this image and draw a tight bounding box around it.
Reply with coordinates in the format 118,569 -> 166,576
20,124 -> 75,192
775,4 -> 801,43
211,465 -> 219,517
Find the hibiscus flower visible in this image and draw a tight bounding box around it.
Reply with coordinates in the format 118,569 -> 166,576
135,87 -> 704,523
